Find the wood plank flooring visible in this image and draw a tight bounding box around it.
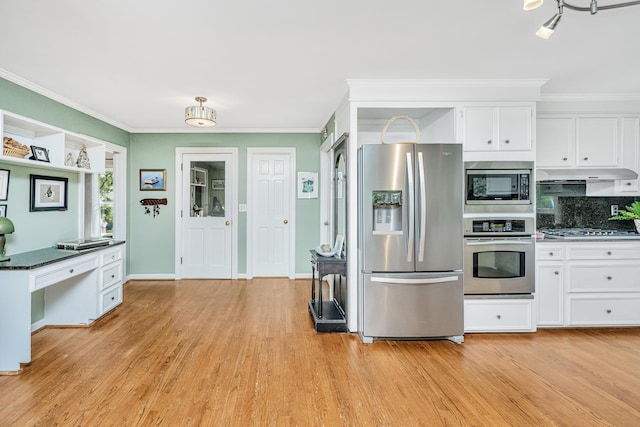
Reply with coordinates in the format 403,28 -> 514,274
1,278 -> 640,426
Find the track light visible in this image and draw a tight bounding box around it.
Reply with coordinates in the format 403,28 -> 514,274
528,0 -> 640,39
524,0 -> 544,10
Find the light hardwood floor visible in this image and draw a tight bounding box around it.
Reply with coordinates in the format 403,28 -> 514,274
1,278 -> 640,426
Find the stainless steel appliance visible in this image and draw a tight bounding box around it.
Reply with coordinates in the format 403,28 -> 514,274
463,216 -> 535,296
358,143 -> 464,343
464,161 -> 533,213
540,228 -> 640,240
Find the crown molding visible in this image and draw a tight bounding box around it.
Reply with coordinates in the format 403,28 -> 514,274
539,93 -> 640,102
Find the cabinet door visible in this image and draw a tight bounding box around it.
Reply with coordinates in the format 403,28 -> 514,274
536,117 -> 574,167
576,117 -> 619,167
498,107 -> 531,151
463,107 -> 497,152
536,263 -> 564,326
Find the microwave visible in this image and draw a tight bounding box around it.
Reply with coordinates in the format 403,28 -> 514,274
464,161 -> 533,213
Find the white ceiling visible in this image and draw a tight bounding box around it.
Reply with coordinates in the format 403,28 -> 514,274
1,1 -> 639,133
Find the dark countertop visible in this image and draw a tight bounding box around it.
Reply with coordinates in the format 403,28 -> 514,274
0,240 -> 125,270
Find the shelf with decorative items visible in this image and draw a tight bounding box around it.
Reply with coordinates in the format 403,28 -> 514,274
0,110 -> 105,174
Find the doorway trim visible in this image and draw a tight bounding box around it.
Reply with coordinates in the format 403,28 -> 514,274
175,147 -> 238,279
246,147 -> 296,279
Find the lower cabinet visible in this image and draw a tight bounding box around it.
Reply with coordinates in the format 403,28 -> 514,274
537,241 -> 640,327
464,298 -> 536,333
98,245 -> 124,317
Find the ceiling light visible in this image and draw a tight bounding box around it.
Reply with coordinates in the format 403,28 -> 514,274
528,0 -> 640,39
185,96 -> 216,127
536,13 -> 562,39
524,0 -> 544,11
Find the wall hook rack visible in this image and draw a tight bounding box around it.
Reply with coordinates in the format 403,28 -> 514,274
140,198 -> 167,218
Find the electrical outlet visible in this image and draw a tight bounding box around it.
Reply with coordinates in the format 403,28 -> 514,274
239,204 -> 247,212
611,205 -> 619,216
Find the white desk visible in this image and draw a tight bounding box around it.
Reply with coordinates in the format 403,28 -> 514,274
0,242 -> 125,374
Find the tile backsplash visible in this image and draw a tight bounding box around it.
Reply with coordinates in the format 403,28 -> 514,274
537,196 -> 638,230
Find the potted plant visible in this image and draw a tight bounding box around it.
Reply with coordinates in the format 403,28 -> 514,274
609,201 -> 640,233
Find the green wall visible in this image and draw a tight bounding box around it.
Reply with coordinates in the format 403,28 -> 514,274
128,133 -> 321,276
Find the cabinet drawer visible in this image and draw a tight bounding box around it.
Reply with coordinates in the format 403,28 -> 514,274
567,244 -> 640,260
100,246 -> 123,266
537,246 -> 564,260
100,263 -> 122,290
464,299 -> 535,332
568,295 -> 640,325
32,254 -> 99,291
568,264 -> 640,292
100,285 -> 122,315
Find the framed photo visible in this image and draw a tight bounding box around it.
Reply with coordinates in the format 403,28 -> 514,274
334,234 -> 344,256
0,205 -> 6,217
30,175 -> 68,212
140,169 -> 166,191
297,172 -> 318,199
212,179 -> 225,190
30,145 -> 50,163
0,169 -> 9,201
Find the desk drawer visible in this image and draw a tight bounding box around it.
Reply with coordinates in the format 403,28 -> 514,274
100,285 -> 122,315
100,246 -> 123,266
100,263 -> 122,290
32,254 -> 99,292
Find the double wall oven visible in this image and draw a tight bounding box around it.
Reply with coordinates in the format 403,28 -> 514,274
463,161 -> 535,297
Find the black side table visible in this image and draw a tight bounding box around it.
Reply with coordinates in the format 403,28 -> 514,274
309,249 -> 347,332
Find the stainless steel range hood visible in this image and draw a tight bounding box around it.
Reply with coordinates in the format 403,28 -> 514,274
536,168 -> 638,181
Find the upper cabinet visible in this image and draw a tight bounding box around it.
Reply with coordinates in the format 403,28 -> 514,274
462,106 -> 532,152
1,110 -> 106,174
537,115 -> 621,168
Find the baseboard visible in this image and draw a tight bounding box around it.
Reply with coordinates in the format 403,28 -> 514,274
126,274 -> 176,281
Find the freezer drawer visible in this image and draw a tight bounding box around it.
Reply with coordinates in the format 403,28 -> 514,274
362,272 -> 463,339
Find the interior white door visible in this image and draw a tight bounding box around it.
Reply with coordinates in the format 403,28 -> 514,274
181,153 -> 233,278
250,150 -> 294,277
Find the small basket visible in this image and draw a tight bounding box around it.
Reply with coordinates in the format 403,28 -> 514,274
381,114 -> 421,144
3,146 -> 30,158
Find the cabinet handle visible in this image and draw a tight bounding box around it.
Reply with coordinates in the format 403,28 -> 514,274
504,139 -> 510,144
584,157 -> 589,161
554,271 -> 559,275
111,296 -> 115,301
69,268 -> 74,274
112,255 -> 116,260
111,274 -> 116,279
549,252 -> 554,256
487,140 -> 492,145
562,157 -> 568,161
496,314 -> 501,320
607,276 -> 612,280
627,182 -> 633,186
607,251 -> 612,255
606,309 -> 612,314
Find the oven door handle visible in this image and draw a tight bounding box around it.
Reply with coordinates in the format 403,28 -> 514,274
465,240 -> 533,246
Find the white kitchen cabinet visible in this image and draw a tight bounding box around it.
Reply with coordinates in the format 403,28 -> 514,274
98,245 -> 124,316
462,106 -> 532,152
536,241 -> 640,328
1,110 -> 106,174
537,115 -> 628,170
464,298 -> 536,332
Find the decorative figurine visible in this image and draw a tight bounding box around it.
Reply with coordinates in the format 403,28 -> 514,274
65,152 -> 74,166
76,144 -> 91,169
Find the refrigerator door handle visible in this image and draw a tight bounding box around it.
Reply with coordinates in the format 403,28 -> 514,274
406,152 -> 415,263
371,276 -> 459,285
417,151 -> 427,262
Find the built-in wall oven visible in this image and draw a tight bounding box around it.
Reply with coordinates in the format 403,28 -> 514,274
463,217 -> 535,296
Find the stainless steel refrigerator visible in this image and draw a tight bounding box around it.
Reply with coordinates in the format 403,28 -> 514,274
358,143 -> 464,343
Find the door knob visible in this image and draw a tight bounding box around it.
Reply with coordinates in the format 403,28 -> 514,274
284,219 -> 289,224
225,220 -> 231,226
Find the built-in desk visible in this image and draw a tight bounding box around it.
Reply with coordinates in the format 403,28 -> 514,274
0,242 -> 125,374
308,249 -> 347,333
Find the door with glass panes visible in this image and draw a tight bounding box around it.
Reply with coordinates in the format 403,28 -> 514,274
181,153 -> 233,278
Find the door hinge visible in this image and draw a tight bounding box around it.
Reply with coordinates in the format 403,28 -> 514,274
180,257 -> 183,264
181,210 -> 183,218
181,163 -> 183,171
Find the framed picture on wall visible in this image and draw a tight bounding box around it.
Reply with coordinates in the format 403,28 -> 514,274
0,169 -> 9,201
140,169 -> 166,191
297,172 -> 318,199
29,175 -> 68,212
0,205 -> 6,217
212,179 -> 225,190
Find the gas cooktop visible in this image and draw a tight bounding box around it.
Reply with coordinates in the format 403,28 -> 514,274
540,228 -> 640,240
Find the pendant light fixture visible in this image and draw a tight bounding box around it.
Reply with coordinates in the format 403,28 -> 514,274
525,0 -> 640,39
185,96 -> 217,127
